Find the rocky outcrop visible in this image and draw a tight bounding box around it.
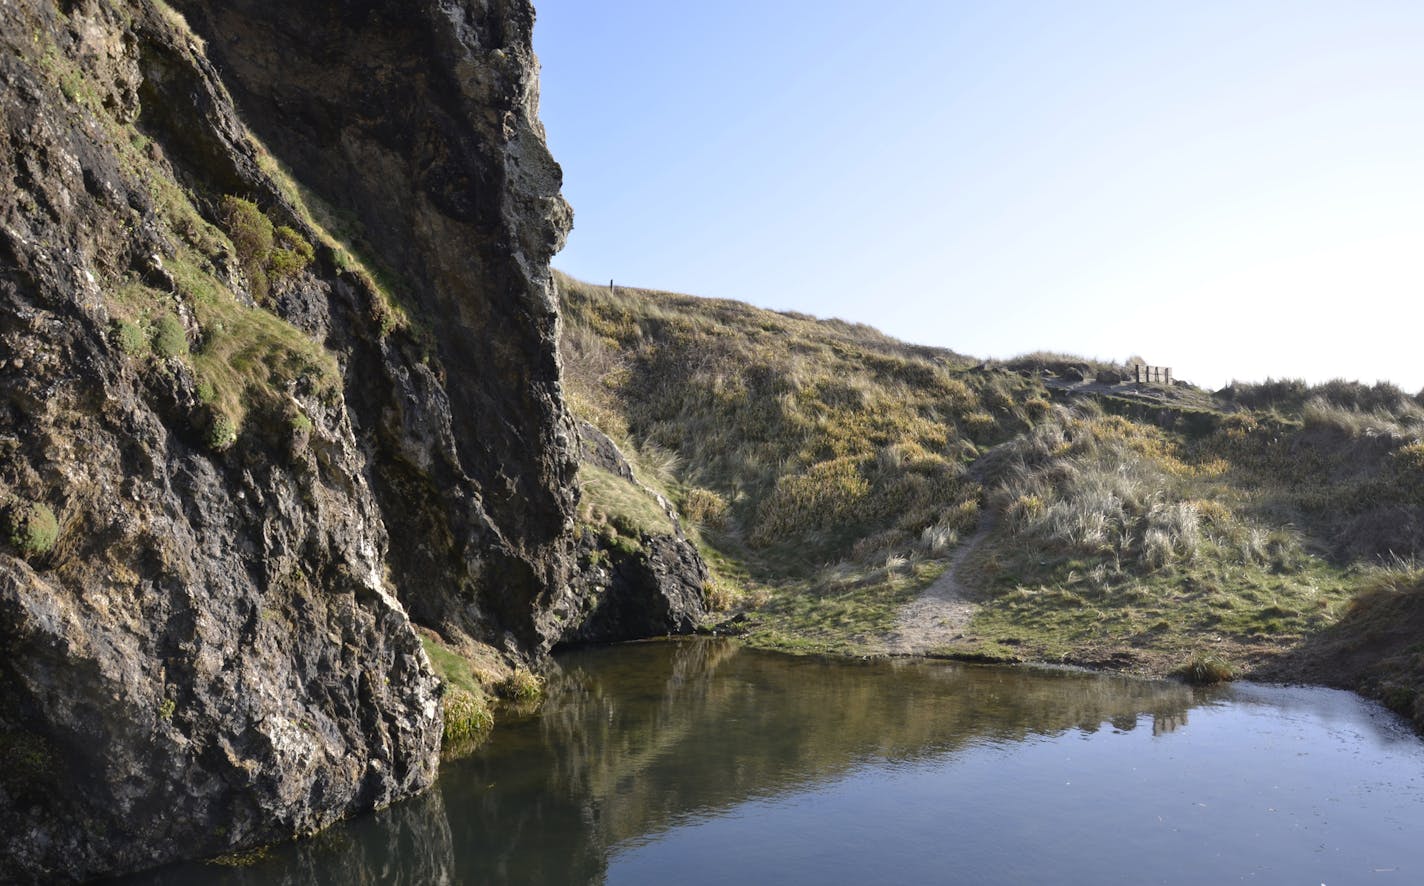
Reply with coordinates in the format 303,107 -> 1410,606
0,2 -> 442,879
563,532 -> 708,645
0,0 -> 576,879
559,422 -> 708,645
170,0 -> 580,654
578,420 -> 685,534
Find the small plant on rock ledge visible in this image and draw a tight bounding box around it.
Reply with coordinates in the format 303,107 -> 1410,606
6,501 -> 59,557
269,225 -> 314,285
113,319 -> 147,356
218,196 -> 314,302
152,313 -> 188,359
206,413 -> 238,451
219,195 -> 274,299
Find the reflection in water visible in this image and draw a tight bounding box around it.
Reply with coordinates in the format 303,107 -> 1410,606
444,641 -> 1199,883
114,779 -> 455,885
116,640 -> 1424,885
1152,711 -> 1187,735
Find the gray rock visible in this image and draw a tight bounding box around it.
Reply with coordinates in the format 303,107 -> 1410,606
0,0 -> 576,879
559,422 -> 708,643
172,0 -> 579,654
562,533 -> 710,645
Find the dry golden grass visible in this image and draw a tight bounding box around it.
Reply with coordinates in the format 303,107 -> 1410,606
558,273 -> 1042,583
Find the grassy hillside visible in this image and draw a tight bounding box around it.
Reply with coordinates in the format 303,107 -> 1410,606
557,273 -> 1424,730
560,274 -> 1048,643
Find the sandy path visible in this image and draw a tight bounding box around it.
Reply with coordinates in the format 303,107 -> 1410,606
884,520 -> 992,655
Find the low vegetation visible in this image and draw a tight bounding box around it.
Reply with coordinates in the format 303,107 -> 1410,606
418,631 -> 550,754
6,501 -> 59,558
494,669 -> 544,703
558,274 -> 1424,721
41,11 -> 386,459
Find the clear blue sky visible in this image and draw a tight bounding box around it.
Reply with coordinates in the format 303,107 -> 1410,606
533,1 -> 1424,392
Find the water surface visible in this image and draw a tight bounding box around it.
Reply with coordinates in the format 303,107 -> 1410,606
125,639 -> 1424,884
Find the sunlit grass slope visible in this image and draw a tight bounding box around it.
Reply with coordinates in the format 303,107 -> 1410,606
559,272 -> 1052,648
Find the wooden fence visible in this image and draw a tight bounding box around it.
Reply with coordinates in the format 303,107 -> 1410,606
1133,364 -> 1172,385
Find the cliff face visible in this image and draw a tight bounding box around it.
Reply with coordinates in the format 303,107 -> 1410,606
171,0 -> 582,652
0,0 -> 577,879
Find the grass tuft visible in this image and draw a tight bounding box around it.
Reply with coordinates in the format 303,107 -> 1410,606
494,669 -> 544,703
1177,654 -> 1236,685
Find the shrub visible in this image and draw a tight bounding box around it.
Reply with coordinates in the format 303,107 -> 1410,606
919,520 -> 959,555
151,313 -> 188,358
1007,494 -> 1046,528
8,502 -> 58,556
751,458 -> 870,546
207,413 -> 238,451
604,529 -> 643,558
682,486 -> 729,528
1393,442 -> 1424,499
219,198 -> 314,300
219,196 -> 274,299
962,411 -> 998,434
269,225 -> 314,284
703,575 -> 739,611
442,688 -> 493,745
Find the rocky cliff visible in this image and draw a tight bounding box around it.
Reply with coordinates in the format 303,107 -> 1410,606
169,0 -> 583,653
0,0 -> 596,879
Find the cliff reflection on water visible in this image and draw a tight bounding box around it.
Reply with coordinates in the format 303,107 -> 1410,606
125,639 -> 1208,884
124,639 -> 1424,884
471,638 -> 1198,882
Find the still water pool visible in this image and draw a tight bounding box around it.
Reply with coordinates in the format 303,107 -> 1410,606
126,639 -> 1424,885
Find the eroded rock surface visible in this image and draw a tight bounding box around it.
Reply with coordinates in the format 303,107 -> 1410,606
172,0 -> 581,654
560,422 -> 708,645
0,0 -> 577,879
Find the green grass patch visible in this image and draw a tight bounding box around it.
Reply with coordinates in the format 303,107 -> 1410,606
963,539 -> 1354,670
168,251 -> 338,441
494,669 -> 543,702
745,558 -> 945,654
419,635 -> 481,696
578,463 -> 675,537
419,635 -> 494,748
6,501 -> 58,557
151,312 -> 188,358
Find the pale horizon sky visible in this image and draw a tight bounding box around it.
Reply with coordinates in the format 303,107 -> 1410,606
533,1 -> 1424,393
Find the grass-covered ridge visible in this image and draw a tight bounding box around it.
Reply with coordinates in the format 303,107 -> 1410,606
558,273 -> 1424,728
